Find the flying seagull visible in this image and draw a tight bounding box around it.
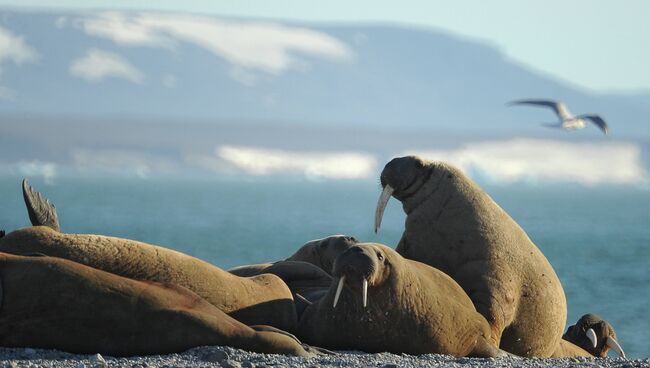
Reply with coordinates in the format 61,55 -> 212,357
508,99 -> 609,135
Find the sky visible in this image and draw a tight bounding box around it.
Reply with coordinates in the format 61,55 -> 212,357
0,0 -> 649,92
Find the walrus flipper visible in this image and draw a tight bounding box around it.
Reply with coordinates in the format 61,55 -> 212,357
250,325 -> 335,355
22,179 -> 60,232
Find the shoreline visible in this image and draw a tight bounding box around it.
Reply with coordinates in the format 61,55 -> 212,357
0,346 -> 646,368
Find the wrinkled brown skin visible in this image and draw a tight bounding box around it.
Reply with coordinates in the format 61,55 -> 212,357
297,243 -> 501,357
559,314 -> 620,357
229,262 -> 276,277
230,260 -> 332,319
551,340 -> 593,357
0,226 -> 297,332
228,235 -> 357,305
0,253 -> 319,357
230,260 -> 331,300
285,235 -> 359,274
229,235 -> 358,277
380,156 -> 567,357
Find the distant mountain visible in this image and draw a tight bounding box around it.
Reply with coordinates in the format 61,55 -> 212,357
1,10 -> 649,185
0,10 -> 648,139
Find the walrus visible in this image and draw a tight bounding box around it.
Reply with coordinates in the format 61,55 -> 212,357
229,235 -> 359,277
229,260 -> 331,319
285,235 -> 359,274
0,180 -> 297,331
375,156 -> 567,357
228,235 -> 358,306
296,243 -> 503,357
557,314 -> 625,358
0,252 -> 323,357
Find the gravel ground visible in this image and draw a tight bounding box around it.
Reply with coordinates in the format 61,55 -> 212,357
0,347 -> 647,368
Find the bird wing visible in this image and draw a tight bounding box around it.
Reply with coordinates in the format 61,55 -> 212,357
577,114 -> 609,135
508,99 -> 572,120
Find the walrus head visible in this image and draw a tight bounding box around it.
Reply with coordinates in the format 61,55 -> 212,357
563,314 -> 625,358
375,156 -> 431,232
287,235 -> 359,274
330,243 -> 391,309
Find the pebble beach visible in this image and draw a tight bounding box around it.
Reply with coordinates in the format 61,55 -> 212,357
1,346 -> 647,368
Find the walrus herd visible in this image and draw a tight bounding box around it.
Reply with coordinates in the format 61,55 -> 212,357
0,156 -> 625,359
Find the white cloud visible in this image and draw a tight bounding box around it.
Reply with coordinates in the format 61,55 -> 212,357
406,139 -> 648,186
80,12 -> 174,49
189,145 -> 376,180
14,161 -> 57,184
0,25 -> 38,65
69,48 -> 144,84
0,25 -> 38,99
76,12 -> 353,83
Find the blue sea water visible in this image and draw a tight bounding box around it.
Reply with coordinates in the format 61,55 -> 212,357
0,176 -> 648,358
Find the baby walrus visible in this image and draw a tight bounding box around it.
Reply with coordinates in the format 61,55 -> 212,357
296,243 -> 504,357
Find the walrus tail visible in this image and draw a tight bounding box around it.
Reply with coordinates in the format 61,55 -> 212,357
22,179 -> 61,232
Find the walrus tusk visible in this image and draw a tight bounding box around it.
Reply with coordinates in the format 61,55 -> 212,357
374,185 -> 394,233
362,278 -> 368,308
606,336 -> 626,358
586,328 -> 597,348
333,276 -> 345,308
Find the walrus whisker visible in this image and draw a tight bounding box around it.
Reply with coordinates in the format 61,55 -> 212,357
362,278 -> 368,308
333,276 -> 345,308
605,336 -> 625,358
374,185 -> 394,233
585,328 -> 597,348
